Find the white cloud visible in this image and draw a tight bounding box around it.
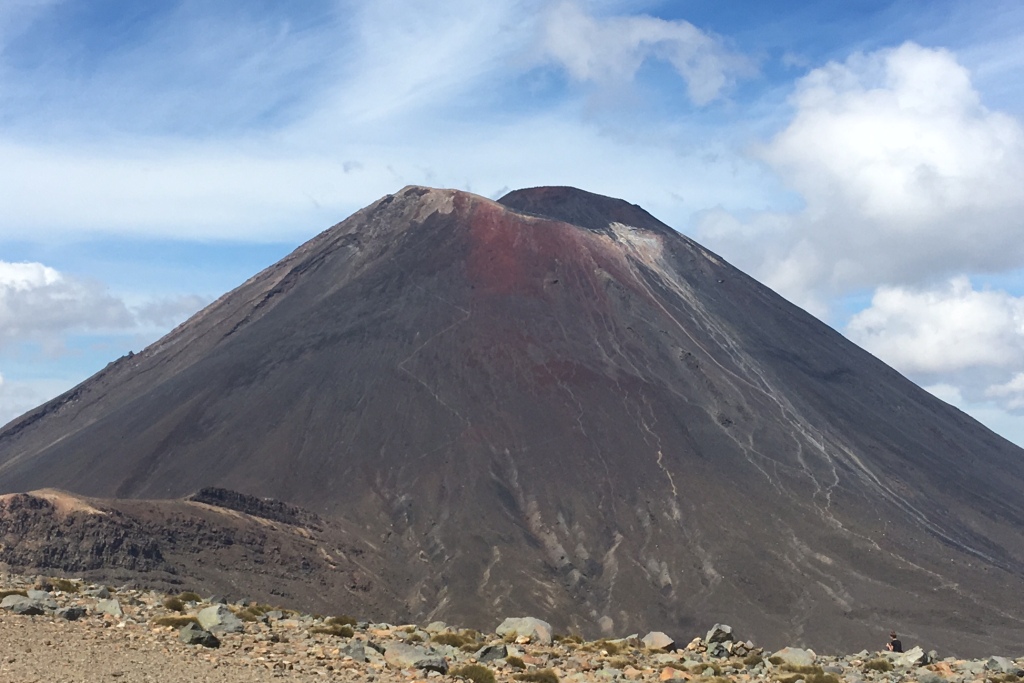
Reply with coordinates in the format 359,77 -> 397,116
701,43 -> 1024,309
0,260 -> 205,349
540,1 -> 749,105
986,372 -> 1024,410
846,276 -> 1024,375
0,261 -> 133,344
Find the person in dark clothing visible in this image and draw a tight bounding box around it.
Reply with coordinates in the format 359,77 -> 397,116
886,631 -> 903,652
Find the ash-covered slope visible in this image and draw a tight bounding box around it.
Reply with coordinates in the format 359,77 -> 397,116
1,185 -> 1023,656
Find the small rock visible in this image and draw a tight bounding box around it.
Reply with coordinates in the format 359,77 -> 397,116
643,632 -> 676,651
425,621 -> 449,634
179,622 -> 221,648
82,585 -> 111,599
496,617 -> 553,645
56,606 -> 87,621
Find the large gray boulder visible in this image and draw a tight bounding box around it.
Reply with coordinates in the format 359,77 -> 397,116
705,624 -> 733,644
96,598 -> 123,617
475,644 -> 508,662
496,617 -> 553,645
383,642 -> 444,671
26,590 -> 58,610
641,631 -> 676,651
896,646 -> 928,667
986,656 -> 1022,675
1,594 -> 45,616
179,622 -> 221,648
771,647 -> 816,668
196,604 -> 244,633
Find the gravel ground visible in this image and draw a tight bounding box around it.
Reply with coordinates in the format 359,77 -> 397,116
0,612 -> 371,683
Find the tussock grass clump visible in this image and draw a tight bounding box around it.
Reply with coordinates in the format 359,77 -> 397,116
691,663 -> 723,675
777,673 -> 839,683
506,656 -> 527,670
608,658 -> 634,670
744,654 -> 766,668
327,615 -> 357,626
782,665 -> 824,675
862,659 -> 893,672
554,634 -> 583,645
515,669 -> 559,683
407,633 -> 424,643
311,623 -> 355,638
768,656 -> 785,666
163,596 -> 186,612
0,589 -> 28,600
452,664 -> 497,683
177,591 -> 203,603
49,578 -> 80,593
432,632 -> 470,647
153,615 -> 199,628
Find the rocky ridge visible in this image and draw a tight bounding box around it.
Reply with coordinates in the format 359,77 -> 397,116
1,571 -> 1021,683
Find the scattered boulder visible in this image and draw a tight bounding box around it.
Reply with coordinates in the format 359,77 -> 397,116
383,642 -> 438,669
178,622 -> 221,648
415,656 -> 449,674
56,606 -> 87,621
1,594 -> 45,615
496,617 -> 553,645
96,598 -> 123,617
82,585 -> 111,599
987,656 -> 1023,675
341,641 -> 367,662
26,589 -> 58,610
772,647 -> 816,668
896,646 -> 929,667
642,631 -> 676,651
197,604 -> 244,634
706,624 -> 733,644
425,621 -> 449,633
475,644 -> 508,662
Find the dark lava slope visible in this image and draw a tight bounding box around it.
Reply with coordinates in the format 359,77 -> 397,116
1,186 -> 1023,656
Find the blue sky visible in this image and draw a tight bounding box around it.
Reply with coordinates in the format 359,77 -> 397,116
2,0 -> 1024,446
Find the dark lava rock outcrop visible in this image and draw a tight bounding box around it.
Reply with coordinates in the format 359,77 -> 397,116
1,186 -> 1023,656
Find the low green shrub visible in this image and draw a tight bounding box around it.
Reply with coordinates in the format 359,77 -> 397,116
452,664 -> 497,683
177,591 -> 203,603
506,656 -> 526,670
310,623 -> 354,638
49,578 -> 80,593
432,632 -> 470,647
862,659 -> 893,672
515,669 -> 559,683
152,615 -> 199,627
162,596 -> 186,612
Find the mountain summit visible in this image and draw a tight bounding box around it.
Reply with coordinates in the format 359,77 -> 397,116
1,186 -> 1022,655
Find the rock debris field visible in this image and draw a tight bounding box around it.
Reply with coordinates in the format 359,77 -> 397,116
1,572 -> 1021,683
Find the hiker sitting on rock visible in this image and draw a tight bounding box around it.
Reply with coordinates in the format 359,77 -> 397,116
886,631 -> 903,653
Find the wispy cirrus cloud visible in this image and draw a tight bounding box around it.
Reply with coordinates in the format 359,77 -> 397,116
540,1 -> 751,105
